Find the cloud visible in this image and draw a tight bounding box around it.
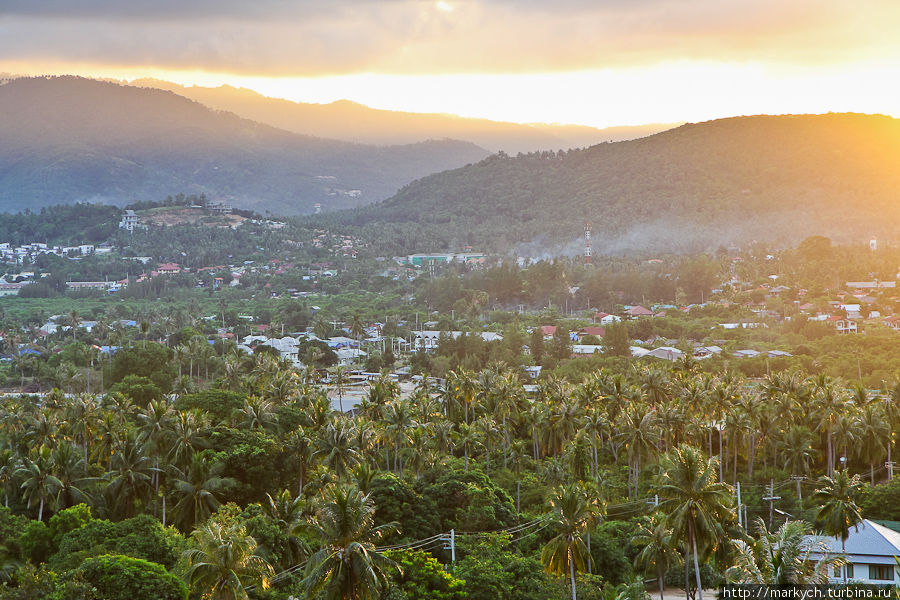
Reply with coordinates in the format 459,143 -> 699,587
2,0 -> 899,76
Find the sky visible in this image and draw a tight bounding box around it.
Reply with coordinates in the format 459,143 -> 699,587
2,0 -> 900,128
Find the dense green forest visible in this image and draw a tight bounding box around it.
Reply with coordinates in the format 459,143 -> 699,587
0,204 -> 121,246
325,113 -> 900,255
0,77 -> 488,214
2,340 -> 899,599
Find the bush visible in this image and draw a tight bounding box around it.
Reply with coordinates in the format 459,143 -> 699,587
108,343 -> 175,391
176,389 -> 246,424
859,480 -> 900,520
51,514 -> 185,572
107,374 -> 162,406
383,549 -> 466,600
73,554 -> 187,600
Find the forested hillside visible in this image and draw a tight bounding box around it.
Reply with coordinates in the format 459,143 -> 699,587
331,113 -> 900,254
0,76 -> 488,214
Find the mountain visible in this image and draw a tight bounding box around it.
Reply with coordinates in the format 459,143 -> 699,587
333,113 -> 900,255
0,76 -> 489,214
131,79 -> 672,153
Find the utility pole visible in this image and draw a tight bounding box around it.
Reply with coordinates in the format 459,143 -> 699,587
442,529 -> 456,569
762,479 -> 781,529
790,475 -> 806,504
451,528 -> 455,566
886,461 -> 896,482
736,481 -> 743,529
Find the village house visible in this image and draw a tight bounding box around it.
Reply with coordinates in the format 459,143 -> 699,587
808,520 -> 900,584
624,305 -> 654,318
119,210 -> 141,231
593,312 -> 623,325
826,315 -> 858,334
575,326 -> 605,341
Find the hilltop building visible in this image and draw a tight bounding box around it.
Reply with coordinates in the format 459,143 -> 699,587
119,210 -> 141,231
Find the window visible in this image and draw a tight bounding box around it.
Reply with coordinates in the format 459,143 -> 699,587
833,565 -> 854,579
868,564 -> 893,581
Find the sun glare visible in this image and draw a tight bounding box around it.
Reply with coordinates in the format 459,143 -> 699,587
10,55 -> 900,129
435,1 -> 454,12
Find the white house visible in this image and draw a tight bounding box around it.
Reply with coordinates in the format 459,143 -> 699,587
643,347 -> 683,361
807,520 -> 900,584
412,330 -> 502,351
262,337 -> 301,365
119,210 -> 141,231
336,347 -> 367,365
572,344 -> 604,355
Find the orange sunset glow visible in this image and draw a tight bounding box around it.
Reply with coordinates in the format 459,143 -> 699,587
3,0 -> 900,127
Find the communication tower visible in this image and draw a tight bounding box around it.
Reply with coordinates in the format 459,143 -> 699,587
584,222 -> 592,266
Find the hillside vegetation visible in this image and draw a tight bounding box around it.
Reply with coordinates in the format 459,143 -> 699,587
331,113 -> 900,254
0,76 -> 488,214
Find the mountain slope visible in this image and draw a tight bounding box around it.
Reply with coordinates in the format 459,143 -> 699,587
335,113 -> 900,254
132,79 -> 671,152
0,76 -> 489,214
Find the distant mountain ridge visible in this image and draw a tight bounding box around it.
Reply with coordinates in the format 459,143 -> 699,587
333,113 -> 900,254
0,76 -> 490,214
131,78 -> 672,153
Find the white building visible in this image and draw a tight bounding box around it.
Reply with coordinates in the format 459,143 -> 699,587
808,520 -> 900,584
412,330 -> 503,351
119,210 -> 141,231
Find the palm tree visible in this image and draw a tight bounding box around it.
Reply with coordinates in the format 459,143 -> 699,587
347,313 -> 366,365
0,450 -> 16,507
331,365 -> 348,413
452,422 -> 477,472
812,376 -> 847,476
233,397 -> 279,432
181,509 -> 274,600
812,470 -> 863,582
726,518 -> 838,585
105,429 -> 155,519
167,409 -> 209,471
302,485 -> 399,600
541,484 -> 593,600
380,399 -> 417,474
446,369 -> 477,425
64,394 -> 100,473
473,414 -> 500,476
778,426 -> 819,504
140,320 -> 151,348
314,422 -> 360,479
17,446 -> 62,521
633,518 -> 682,600
508,440 -> 529,514
67,309 -> 80,343
656,445 -> 733,600
854,403 -> 889,485
580,408 -> 608,481
618,403 -> 660,498
170,453 -> 235,530
287,427 -> 314,497
265,489 -> 309,569
51,441 -> 93,510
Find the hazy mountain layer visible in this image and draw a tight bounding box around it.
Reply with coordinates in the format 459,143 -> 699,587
334,113 -> 900,254
132,79 -> 672,153
0,76 -> 489,214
